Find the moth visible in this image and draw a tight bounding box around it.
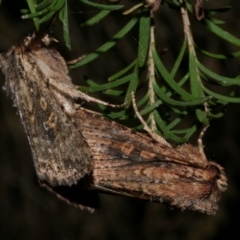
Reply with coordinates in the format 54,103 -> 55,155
70,108 -> 227,215
0,34 -> 93,186
0,34 -> 227,215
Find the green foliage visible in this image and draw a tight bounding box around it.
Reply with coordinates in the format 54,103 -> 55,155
16,0 -> 240,143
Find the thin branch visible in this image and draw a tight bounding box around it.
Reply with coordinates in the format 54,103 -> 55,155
131,92 -> 171,146
147,19 -> 157,130
179,0 -> 208,112
197,125 -> 209,163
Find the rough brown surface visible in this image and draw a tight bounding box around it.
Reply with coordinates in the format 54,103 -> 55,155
0,35 -> 92,186
0,1 -> 239,239
0,34 -> 227,215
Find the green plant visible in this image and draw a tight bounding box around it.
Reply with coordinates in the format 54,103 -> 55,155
17,0 -> 240,143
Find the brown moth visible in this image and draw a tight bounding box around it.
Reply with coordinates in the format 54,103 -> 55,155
74,108 -> 227,215
0,34 -> 92,186
0,34 -> 227,215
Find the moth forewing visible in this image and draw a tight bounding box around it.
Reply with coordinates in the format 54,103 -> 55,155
0,35 -> 92,186
75,108 -> 227,215
92,162 -> 224,214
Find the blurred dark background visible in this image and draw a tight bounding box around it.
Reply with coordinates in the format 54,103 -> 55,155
0,0 -> 240,239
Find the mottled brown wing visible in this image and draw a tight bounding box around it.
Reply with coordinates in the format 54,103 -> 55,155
0,39 -> 92,186
75,109 -> 227,215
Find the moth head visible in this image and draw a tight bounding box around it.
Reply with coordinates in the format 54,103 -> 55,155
23,33 -> 58,51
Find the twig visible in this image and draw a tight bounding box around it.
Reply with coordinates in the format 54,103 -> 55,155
198,125 -> 209,163
147,23 -> 158,131
131,92 -> 171,146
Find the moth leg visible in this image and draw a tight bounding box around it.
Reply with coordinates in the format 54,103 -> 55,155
67,56 -> 125,108
131,91 -> 171,147
198,125 -> 209,163
75,88 -> 125,108
48,79 -> 124,108
67,55 -> 86,65
123,3 -> 144,15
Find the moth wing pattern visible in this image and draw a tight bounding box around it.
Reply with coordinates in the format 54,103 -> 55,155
0,34 -> 227,215
0,35 -> 92,186
75,109 -> 227,215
